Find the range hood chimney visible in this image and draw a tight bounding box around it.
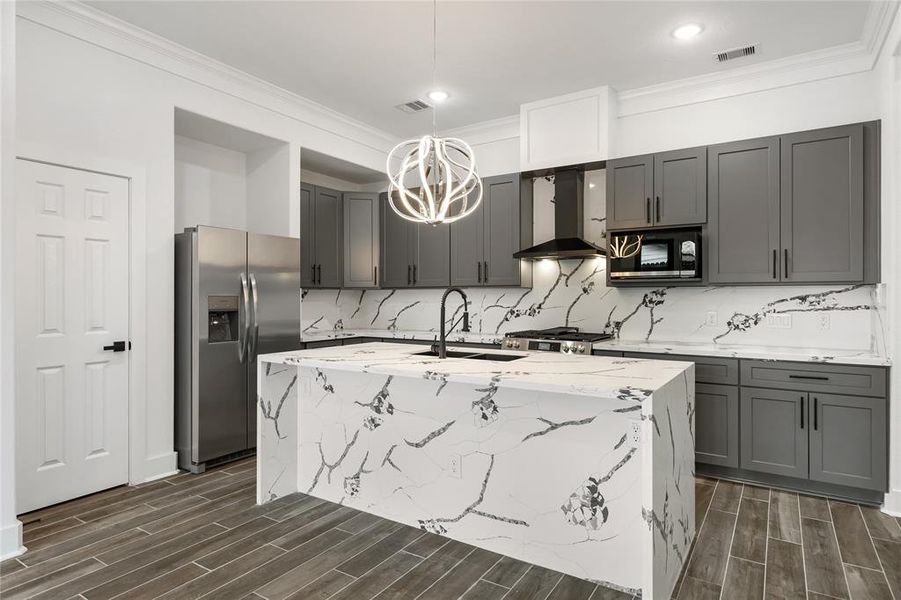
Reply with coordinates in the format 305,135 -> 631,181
513,169 -> 606,260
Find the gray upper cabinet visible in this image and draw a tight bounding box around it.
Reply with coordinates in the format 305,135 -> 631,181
342,192 -> 379,288
451,173 -> 532,287
607,149 -> 706,231
379,193 -> 450,288
450,201 -> 484,287
412,222 -> 450,287
653,147 -> 707,227
707,137 -> 781,283
781,124 -> 864,283
380,193 -> 414,288
809,393 -> 886,491
300,184 -> 343,288
606,155 -> 653,230
740,387 -> 808,479
300,183 -> 315,288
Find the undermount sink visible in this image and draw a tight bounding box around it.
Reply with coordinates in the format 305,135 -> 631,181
414,349 -> 526,362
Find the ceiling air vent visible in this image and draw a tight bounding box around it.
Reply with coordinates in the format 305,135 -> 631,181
395,99 -> 432,114
714,44 -> 759,63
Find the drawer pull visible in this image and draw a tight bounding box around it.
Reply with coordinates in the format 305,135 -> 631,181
788,374 -> 829,381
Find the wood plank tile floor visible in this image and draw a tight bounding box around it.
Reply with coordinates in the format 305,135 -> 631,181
1,458 -> 899,600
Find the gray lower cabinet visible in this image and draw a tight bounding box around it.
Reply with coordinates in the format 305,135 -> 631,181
450,173 -> 532,287
809,392 -> 886,491
343,192 -> 379,288
696,383 -> 739,468
707,137 -> 780,283
740,387 -> 808,479
301,184 -> 343,288
781,124 -> 864,283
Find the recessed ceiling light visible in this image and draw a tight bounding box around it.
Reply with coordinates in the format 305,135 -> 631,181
427,90 -> 449,103
672,23 -> 704,40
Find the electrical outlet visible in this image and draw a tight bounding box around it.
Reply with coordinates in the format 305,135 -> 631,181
766,314 -> 792,329
705,311 -> 717,327
630,422 -> 641,445
817,314 -> 831,331
449,455 -> 462,478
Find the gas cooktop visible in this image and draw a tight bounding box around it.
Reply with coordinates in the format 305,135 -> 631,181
502,327 -> 612,354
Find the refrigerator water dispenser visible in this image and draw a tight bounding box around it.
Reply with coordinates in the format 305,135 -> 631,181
207,295 -> 239,342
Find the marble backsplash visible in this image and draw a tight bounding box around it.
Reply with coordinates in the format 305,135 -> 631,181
301,258 -> 886,355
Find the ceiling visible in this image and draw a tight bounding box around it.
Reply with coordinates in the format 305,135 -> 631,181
88,1 -> 879,137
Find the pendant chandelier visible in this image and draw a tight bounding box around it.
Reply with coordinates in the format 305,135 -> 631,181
385,0 -> 482,226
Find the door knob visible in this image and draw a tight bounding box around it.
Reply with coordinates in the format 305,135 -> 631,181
103,341 -> 129,352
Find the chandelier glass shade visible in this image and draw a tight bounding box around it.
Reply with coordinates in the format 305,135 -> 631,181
386,135 -> 482,225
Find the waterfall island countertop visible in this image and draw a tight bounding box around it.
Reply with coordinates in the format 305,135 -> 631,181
256,342 -> 695,598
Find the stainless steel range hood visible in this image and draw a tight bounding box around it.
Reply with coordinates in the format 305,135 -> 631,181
513,169 -> 606,260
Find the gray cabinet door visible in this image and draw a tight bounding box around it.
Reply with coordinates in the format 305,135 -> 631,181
300,183 -> 315,288
380,194 -> 413,288
653,147 -> 707,227
707,137 -> 781,283
781,124 -> 864,283
343,192 -> 379,288
740,388 -> 808,479
809,393 -> 886,491
606,155 -> 653,230
412,222 -> 450,287
450,201 -> 484,287
312,186 -> 342,288
483,174 -> 522,286
695,384 -> 739,468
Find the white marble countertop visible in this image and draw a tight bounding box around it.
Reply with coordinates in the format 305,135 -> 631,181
591,339 -> 890,366
264,341 -> 693,401
300,328 -> 889,367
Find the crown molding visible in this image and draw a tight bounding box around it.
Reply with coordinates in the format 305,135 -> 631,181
17,0 -> 400,154
618,1 -> 900,117
440,114 -> 520,146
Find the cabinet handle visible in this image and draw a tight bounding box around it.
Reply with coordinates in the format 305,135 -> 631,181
316,264 -> 321,285
484,261 -> 488,282
772,250 -> 777,279
478,261 -> 482,283
788,374 -> 829,381
800,396 -> 804,429
814,397 -> 818,430
374,265 -> 378,286
655,196 -> 661,222
784,249 -> 789,278
407,265 -> 411,286
312,264 -> 316,284
645,198 -> 651,224
413,264 -> 417,284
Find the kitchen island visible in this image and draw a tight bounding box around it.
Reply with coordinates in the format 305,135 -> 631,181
256,342 -> 695,598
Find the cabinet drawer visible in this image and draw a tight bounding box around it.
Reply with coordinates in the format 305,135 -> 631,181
623,352 -> 738,385
740,360 -> 886,397
304,340 -> 344,349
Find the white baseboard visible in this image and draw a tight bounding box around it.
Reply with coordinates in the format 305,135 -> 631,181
133,451 -> 179,485
0,519 -> 24,561
882,491 -> 901,517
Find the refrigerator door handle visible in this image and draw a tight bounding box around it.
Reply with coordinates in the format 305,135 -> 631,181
249,273 -> 260,360
238,272 -> 250,362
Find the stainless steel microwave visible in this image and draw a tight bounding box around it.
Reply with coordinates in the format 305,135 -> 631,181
609,229 -> 701,280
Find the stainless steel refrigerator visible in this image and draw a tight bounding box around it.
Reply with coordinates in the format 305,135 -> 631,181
175,226 -> 301,473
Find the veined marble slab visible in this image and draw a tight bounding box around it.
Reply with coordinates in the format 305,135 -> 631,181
299,328 -> 889,366
257,342 -> 695,598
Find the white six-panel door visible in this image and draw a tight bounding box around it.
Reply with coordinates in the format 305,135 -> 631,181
15,159 -> 130,514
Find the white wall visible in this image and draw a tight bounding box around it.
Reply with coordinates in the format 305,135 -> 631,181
15,7 -> 396,485
0,0 -> 22,561
174,135 -> 247,233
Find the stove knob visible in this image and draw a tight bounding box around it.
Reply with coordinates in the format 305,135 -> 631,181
577,343 -> 585,353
